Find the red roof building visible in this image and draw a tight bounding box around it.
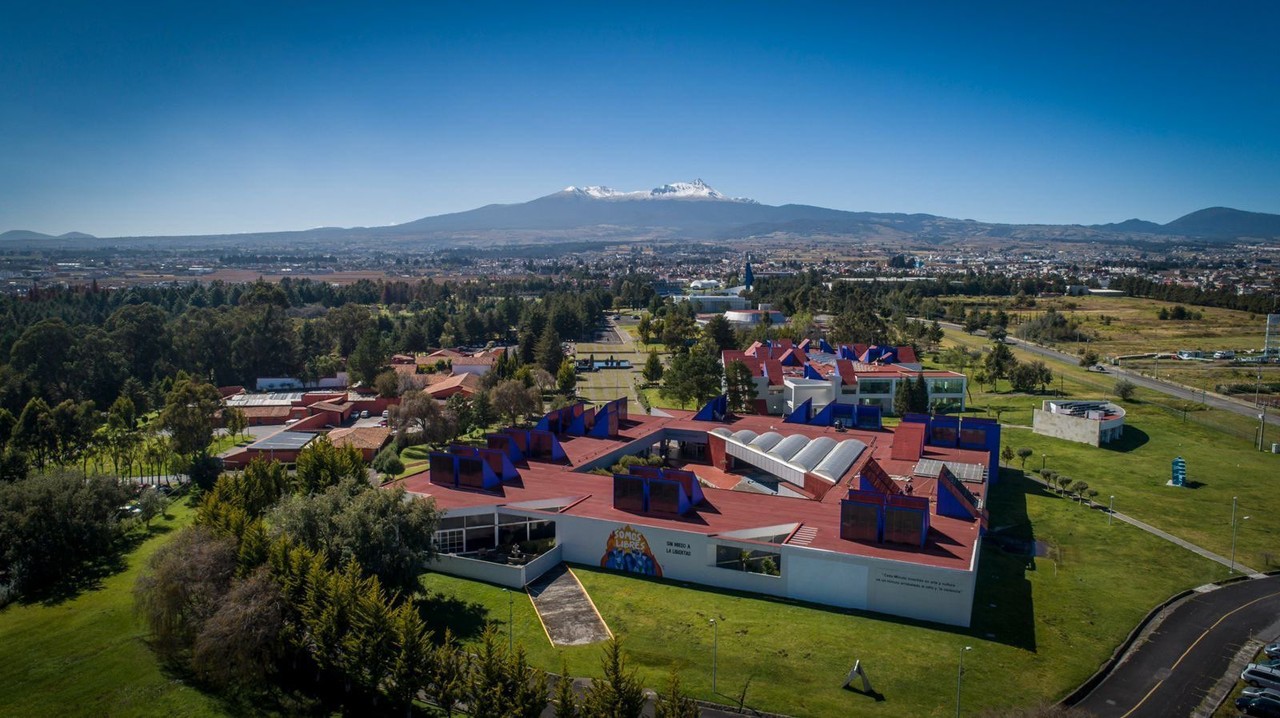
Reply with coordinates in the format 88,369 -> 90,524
400,410 -> 994,627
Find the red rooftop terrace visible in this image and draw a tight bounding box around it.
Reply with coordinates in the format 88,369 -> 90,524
400,397 -> 1001,627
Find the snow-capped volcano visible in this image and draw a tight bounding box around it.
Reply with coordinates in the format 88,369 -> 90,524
561,179 -> 756,203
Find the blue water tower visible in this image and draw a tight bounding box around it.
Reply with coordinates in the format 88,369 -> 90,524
1171,456 -> 1187,487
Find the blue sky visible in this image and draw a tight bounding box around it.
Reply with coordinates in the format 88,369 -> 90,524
2,1 -> 1278,236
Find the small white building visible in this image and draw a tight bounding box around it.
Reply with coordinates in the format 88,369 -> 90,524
1033,400 -> 1126,447
724,307 -> 786,326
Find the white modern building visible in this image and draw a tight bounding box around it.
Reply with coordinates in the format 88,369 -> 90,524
722,340 -> 967,416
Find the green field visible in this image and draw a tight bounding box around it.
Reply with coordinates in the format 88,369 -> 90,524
934,331 -> 1279,574
421,469 -> 1221,718
947,294 -> 1280,399
0,501 -> 227,718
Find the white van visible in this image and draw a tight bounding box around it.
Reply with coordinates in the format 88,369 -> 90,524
1242,663 -> 1280,691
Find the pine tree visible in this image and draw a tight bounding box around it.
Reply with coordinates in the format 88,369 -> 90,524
428,630 -> 468,717
557,358 -> 578,395
642,351 -> 664,384
553,658 -> 580,718
387,603 -> 433,717
536,326 -> 565,375
467,625 -> 510,717
913,373 -> 930,413
581,637 -> 645,718
893,378 -> 913,417
508,644 -> 550,718
654,669 -> 700,718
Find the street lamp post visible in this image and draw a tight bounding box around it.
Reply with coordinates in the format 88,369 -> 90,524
1230,497 -> 1237,572
1041,454 -> 1046,471
955,645 -> 972,718
1108,495 -> 1115,526
709,618 -> 719,694
1231,504 -> 1251,575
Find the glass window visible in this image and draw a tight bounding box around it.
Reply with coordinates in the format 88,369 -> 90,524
436,529 -> 464,554
859,379 -> 893,394
464,526 -> 495,552
527,520 -> 556,541
465,513 -> 495,528
712,544 -> 782,576
499,524 -> 527,548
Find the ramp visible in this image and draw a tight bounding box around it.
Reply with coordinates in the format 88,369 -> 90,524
527,564 -> 612,647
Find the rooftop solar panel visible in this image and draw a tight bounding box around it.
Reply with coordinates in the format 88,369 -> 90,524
249,431 -> 317,451
914,459 -> 986,483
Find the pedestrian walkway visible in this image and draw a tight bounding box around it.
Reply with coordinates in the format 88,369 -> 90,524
527,564 -> 612,647
1021,473 -> 1257,574
1109,511 -> 1257,575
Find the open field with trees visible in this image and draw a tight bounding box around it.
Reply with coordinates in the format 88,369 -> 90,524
0,501 -> 227,718
933,331 -> 1279,574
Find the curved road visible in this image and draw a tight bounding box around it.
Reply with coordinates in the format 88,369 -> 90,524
933,320 -> 1280,430
1073,576 -> 1280,717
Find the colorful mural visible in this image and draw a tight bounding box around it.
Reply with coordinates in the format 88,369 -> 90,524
600,524 -> 662,577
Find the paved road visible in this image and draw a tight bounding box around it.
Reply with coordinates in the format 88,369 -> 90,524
935,320 -> 1280,430
1073,575 -> 1280,718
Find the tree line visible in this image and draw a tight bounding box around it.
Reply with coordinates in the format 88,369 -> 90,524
135,444 -> 699,716
0,277 -> 612,418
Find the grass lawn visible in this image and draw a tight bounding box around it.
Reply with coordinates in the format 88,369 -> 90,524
0,501 -> 229,718
420,470 -> 1222,717
935,331 -> 1280,573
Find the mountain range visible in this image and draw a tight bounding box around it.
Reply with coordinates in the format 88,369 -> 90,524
5,180 -> 1280,245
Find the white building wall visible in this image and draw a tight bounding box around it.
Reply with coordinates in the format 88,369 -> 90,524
546,512 -> 978,627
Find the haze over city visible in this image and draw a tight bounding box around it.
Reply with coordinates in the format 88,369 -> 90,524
3,1 -> 1279,237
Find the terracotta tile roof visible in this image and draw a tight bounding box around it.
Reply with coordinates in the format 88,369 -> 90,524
327,426 -> 392,451
424,372 -> 483,397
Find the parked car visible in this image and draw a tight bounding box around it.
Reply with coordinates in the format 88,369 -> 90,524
1266,642 -> 1280,659
1242,686 -> 1280,702
1242,664 -> 1280,691
1236,694 -> 1280,717
360,410 -> 369,419
381,410 -> 390,419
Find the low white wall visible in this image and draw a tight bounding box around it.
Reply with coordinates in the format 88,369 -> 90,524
521,543 -> 563,584
431,553 -> 526,589
1033,409 -> 1101,447
431,543 -> 565,588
